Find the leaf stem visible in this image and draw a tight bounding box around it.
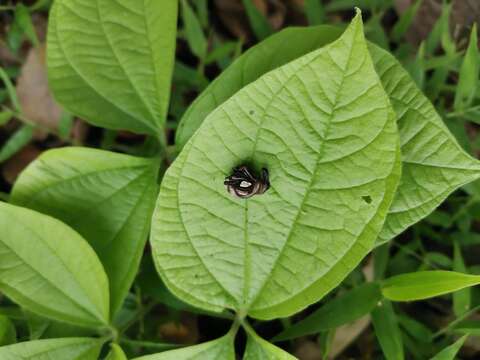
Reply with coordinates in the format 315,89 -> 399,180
118,300 -> 157,337
431,304 -> 480,340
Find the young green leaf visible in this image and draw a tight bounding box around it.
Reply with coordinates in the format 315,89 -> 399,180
382,271 -> 480,302
131,334 -> 235,360
453,241 -> 471,316
181,0 -> 207,60
152,11 -> 401,319
244,322 -> 296,359
0,314 -> 16,346
273,283 -> 382,341
0,202 -> 109,327
371,301 -> 404,360
242,0 -> 273,40
0,125 -> 34,163
430,335 -> 468,360
0,338 -> 103,360
11,147 -> 159,317
47,0 -> 178,136
454,24 -> 479,111
106,343 -> 128,360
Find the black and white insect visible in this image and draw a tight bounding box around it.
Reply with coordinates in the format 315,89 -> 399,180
224,165 -> 270,199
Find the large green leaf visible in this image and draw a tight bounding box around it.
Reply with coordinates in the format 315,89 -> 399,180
0,338 -> 102,359
47,0 -> 178,136
132,334 -> 235,360
244,323 -> 296,359
0,202 -> 109,327
11,147 -> 159,317
382,271 -> 480,301
174,25 -> 480,245
152,12 -> 400,319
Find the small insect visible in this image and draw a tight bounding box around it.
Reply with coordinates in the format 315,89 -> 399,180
224,165 -> 270,199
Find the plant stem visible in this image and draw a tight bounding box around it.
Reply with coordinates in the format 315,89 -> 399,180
431,304 -> 480,340
118,300 -> 157,337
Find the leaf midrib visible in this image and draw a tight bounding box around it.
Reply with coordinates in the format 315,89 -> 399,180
95,0 -> 160,128
245,24 -> 360,311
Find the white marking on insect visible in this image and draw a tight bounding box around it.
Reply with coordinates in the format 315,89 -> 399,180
240,181 -> 252,188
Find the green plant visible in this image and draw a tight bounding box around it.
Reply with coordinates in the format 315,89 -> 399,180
1,0 -> 480,359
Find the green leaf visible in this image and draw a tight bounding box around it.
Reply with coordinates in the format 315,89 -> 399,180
132,334 -> 235,360
47,0 -> 178,135
430,335 -> 468,360
244,323 -> 295,359
106,343 -> 128,360
175,24 -> 480,245
181,0 -> 207,59
0,125 -> 34,163
0,110 -> 13,126
371,301 -> 404,360
382,271 -> 480,302
175,25 -> 343,149
454,24 -> 479,111
304,0 -> 325,25
0,66 -> 21,112
11,147 -> 159,317
152,11 -> 401,319
0,314 -> 16,346
14,4 -> 39,47
371,45 -> 480,243
398,314 -> 433,342
453,241 -> 471,316
272,282 -> 382,341
453,320 -> 480,336
23,310 -> 95,340
391,0 -> 422,42
0,338 -> 103,360
205,41 -> 238,66
242,0 -> 273,40
0,202 -> 109,327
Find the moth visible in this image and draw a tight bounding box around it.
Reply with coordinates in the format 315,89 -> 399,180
224,165 -> 270,198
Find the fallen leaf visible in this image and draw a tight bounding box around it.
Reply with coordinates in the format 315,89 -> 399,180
16,44 -> 62,133
293,340 -> 322,360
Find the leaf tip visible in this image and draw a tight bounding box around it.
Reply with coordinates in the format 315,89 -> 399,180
353,7 -> 362,20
